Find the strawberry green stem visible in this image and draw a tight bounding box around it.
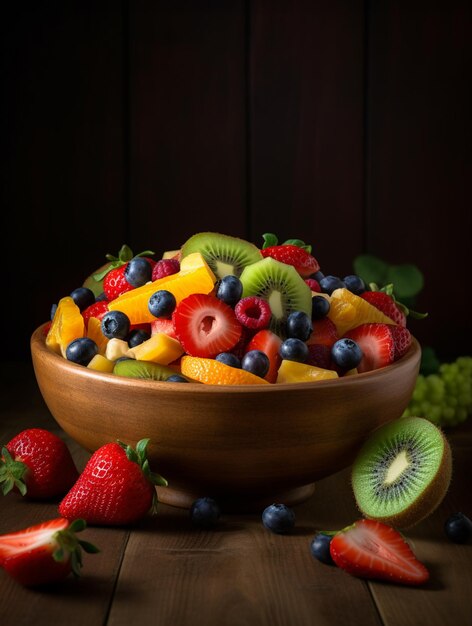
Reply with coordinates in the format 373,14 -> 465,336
0,447 -> 28,496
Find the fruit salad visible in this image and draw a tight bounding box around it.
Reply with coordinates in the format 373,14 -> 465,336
44,232 -> 415,385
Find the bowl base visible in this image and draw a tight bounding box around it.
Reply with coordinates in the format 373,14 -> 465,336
156,483 -> 316,513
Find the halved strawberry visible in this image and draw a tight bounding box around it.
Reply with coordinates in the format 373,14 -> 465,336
0,518 -> 99,587
172,293 -> 242,358
261,245 -> 320,277
344,323 -> 395,373
361,291 -> 406,327
151,317 -> 178,340
329,519 -> 429,586
246,329 -> 282,383
306,317 -> 339,348
390,325 -> 412,360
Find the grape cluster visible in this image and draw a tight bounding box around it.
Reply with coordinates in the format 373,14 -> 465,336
403,356 -> 472,428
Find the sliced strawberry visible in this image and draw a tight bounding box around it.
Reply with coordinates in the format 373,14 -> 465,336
306,343 -> 332,370
151,317 -> 178,340
0,518 -> 99,587
82,300 -> 109,328
172,293 -> 242,358
306,317 -> 339,348
390,325 -> 412,360
246,329 -> 282,383
329,519 -> 429,586
361,291 -> 406,327
344,323 -> 395,372
261,245 -> 320,277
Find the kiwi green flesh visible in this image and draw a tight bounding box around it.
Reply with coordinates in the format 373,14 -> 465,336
113,359 -> 189,382
352,417 -> 452,529
239,257 -> 312,336
180,232 -> 263,279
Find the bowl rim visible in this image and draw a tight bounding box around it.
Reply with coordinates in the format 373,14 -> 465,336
31,322 -> 421,395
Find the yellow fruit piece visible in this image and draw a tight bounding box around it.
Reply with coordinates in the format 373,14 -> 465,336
181,356 -> 270,385
87,354 -> 115,373
276,360 -> 339,384
108,252 -> 216,324
128,333 -> 184,365
46,296 -> 85,356
327,288 -> 397,337
86,317 -> 109,355
162,249 -> 180,260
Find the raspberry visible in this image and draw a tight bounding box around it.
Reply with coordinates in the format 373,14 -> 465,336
152,258 -> 180,281
306,343 -> 332,370
305,278 -> 321,292
234,297 -> 272,330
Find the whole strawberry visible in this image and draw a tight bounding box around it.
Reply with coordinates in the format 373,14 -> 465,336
1,429 -> 79,499
58,438 -> 167,526
0,517 -> 99,587
361,290 -> 407,326
260,233 -> 320,277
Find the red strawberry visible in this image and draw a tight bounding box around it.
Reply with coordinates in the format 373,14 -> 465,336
344,323 -> 395,373
229,326 -> 256,360
329,519 -> 429,586
82,300 -> 109,327
246,329 -> 282,383
305,278 -> 321,292
306,343 -> 332,370
151,317 -> 178,340
306,317 -> 339,348
152,258 -> 180,281
361,291 -> 407,326
59,439 -> 167,526
261,245 -> 320,277
0,518 -> 99,587
172,293 -> 242,358
390,325 -> 412,360
103,265 -> 134,301
1,429 -> 79,499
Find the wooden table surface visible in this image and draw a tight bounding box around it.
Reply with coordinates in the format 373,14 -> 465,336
1,362 -> 471,626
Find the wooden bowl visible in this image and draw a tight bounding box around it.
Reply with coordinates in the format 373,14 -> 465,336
31,324 -> 421,512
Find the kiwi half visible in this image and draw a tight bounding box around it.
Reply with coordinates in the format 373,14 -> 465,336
351,416 -> 452,529
113,359 -> 190,381
180,232 -> 263,279
239,257 -> 312,337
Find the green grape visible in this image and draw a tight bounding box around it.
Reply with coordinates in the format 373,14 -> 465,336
403,355 -> 472,428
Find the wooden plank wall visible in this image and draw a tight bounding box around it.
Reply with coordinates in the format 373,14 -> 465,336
2,1 -> 470,361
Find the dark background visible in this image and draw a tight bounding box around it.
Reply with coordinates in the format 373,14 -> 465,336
2,1 -> 471,362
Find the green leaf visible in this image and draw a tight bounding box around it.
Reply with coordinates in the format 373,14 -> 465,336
262,233 -> 278,248
118,244 -> 134,262
93,261 -> 119,281
386,264 -> 424,299
135,250 -> 156,259
69,518 -> 87,533
353,254 -> 389,286
78,540 -> 100,554
1,477 -> 14,495
282,239 -> 312,253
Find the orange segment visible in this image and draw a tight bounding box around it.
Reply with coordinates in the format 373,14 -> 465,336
46,296 -> 85,356
108,252 -> 216,324
276,360 -> 339,383
127,333 -> 184,365
328,288 -> 397,336
181,356 -> 270,385
86,317 -> 109,355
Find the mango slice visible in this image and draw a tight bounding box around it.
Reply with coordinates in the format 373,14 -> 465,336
46,296 -> 85,356
127,333 -> 184,365
327,288 -> 397,337
276,360 -> 339,383
87,354 -> 115,373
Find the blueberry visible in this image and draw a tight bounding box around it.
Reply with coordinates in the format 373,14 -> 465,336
311,295 -> 330,320
343,274 -> 366,296
148,290 -> 176,318
311,270 -> 325,282
279,338 -> 309,363
166,374 -> 189,383
331,338 -> 363,370
50,303 -> 57,320
216,275 -> 243,307
101,310 -> 130,339
216,352 -> 241,368
319,275 -> 345,295
310,532 -> 335,565
124,257 -> 153,287
241,350 -> 270,378
286,311 -> 313,341
444,512 -> 472,544
70,287 -> 95,311
127,328 -> 151,348
190,497 -> 221,527
65,337 -> 98,366
262,503 -> 295,534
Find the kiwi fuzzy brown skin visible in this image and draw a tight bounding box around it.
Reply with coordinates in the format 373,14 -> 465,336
351,417 -> 453,529
180,232 -> 263,279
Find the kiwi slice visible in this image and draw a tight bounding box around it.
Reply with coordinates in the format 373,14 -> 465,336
351,416 -> 452,529
180,232 -> 263,279
239,257 -> 312,336
113,359 -> 191,382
